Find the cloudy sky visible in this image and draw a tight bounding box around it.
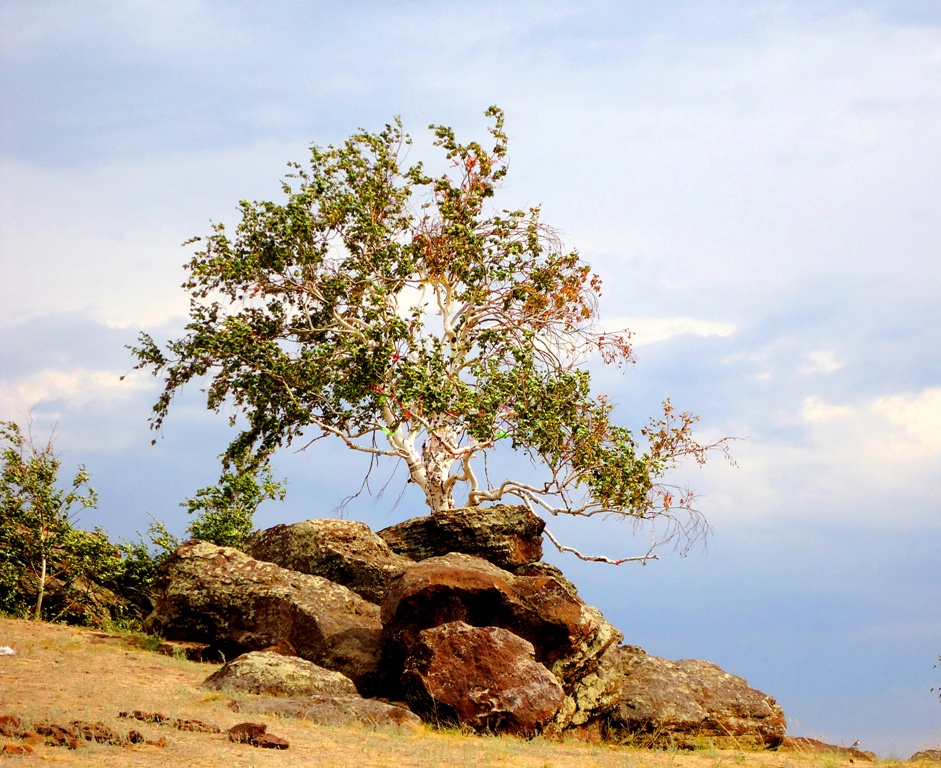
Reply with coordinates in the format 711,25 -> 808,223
2,0 -> 939,755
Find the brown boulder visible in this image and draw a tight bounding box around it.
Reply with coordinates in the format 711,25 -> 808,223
606,645 -> 786,748
245,519 -> 411,603
144,540 -> 381,693
202,651 -> 359,697
380,553 -> 621,696
378,505 -> 545,570
230,696 -> 422,732
911,750 -> 941,762
401,621 -> 565,737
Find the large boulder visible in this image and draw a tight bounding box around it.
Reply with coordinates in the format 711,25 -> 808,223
144,540 -> 382,693
245,519 -> 411,604
554,643 -> 625,732
378,505 -> 545,570
231,696 -> 422,732
202,651 -> 359,698
401,621 -> 565,737
380,553 -> 621,699
606,646 -> 786,748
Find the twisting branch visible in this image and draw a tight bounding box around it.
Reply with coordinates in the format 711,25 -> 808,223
542,527 -> 659,566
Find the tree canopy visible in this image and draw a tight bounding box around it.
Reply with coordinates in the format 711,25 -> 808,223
131,107 -> 728,564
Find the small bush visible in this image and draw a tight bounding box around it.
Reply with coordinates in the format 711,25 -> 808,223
0,421 -> 170,627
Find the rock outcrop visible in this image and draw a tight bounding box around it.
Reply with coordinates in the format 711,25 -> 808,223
380,552 -> 621,699
607,645 -> 786,748
378,504 -> 545,570
142,513 -> 788,745
245,519 -> 411,604
401,621 -> 565,737
144,540 -> 382,693
202,651 -> 359,698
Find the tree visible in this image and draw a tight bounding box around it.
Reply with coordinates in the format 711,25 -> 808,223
131,107 -> 729,564
183,455 -> 286,548
0,421 -> 179,626
0,421 -> 99,619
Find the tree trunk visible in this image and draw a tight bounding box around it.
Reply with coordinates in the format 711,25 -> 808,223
33,555 -> 46,620
421,430 -> 457,515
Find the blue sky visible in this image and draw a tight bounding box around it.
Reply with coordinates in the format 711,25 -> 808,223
1,0 -> 939,756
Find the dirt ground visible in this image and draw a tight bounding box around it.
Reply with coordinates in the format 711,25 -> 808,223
0,616 -> 917,767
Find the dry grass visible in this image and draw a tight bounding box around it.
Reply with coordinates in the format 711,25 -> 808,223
0,616 -> 910,767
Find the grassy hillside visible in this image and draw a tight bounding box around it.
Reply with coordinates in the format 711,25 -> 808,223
0,616 -> 913,768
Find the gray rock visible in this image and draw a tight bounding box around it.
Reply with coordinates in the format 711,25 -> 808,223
203,651 -> 358,697
245,519 -> 411,604
378,505 -> 545,570
144,540 -> 382,693
552,643 -> 625,732
230,696 -> 422,732
401,621 -> 565,737
607,645 -> 786,748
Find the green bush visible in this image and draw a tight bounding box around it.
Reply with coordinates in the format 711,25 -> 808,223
183,454 -> 285,549
0,421 -> 168,627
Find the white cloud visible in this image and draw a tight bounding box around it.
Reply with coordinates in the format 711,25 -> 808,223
871,387 -> 941,457
708,387 -> 941,530
801,388 -> 941,464
0,367 -> 151,419
800,350 -> 844,375
802,395 -> 853,422
608,316 -> 737,346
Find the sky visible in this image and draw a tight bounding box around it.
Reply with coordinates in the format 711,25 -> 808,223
1,0 -> 939,756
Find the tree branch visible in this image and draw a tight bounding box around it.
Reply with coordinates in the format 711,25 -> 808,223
542,526 -> 659,566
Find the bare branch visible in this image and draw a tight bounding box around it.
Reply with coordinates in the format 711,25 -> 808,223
542,527 -> 659,566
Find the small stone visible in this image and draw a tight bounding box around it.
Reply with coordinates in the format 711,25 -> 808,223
119,711 -> 169,724
228,722 -> 268,744
228,721 -> 289,749
171,718 -> 219,733
0,715 -> 23,738
3,743 -> 33,754
252,732 -> 290,749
